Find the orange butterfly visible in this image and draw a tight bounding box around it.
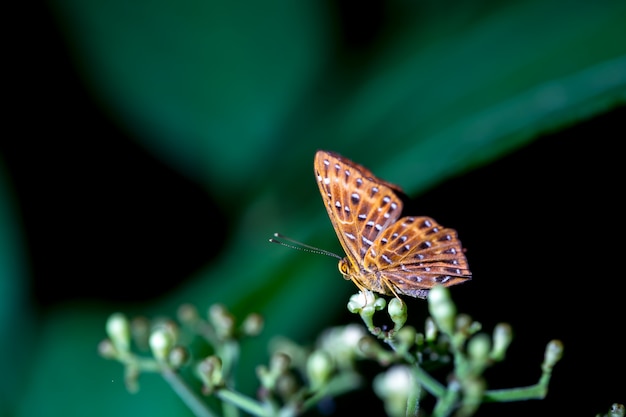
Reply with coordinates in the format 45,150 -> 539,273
314,150 -> 471,299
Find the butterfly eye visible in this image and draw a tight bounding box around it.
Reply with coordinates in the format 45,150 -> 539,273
338,259 -> 351,279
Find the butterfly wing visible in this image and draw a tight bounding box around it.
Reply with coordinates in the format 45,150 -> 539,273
314,150 -> 404,265
363,215 -> 471,297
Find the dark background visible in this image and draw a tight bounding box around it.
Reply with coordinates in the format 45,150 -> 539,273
3,1 -> 624,416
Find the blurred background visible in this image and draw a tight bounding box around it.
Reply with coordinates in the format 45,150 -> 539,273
3,0 -> 625,416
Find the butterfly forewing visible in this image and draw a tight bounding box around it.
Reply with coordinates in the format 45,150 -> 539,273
314,151 -> 403,262
314,150 -> 471,299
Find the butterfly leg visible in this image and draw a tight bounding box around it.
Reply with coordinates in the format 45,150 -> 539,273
381,278 -> 404,305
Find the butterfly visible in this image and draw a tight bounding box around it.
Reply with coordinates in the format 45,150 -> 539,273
314,150 -> 471,300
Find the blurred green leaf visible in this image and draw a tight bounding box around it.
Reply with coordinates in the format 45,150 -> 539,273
0,161 -> 35,416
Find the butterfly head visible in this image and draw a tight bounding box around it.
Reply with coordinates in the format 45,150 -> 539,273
338,256 -> 387,295
337,257 -> 353,281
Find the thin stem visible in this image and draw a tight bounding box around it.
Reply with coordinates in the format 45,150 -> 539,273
161,367 -> 217,417
482,384 -> 547,402
219,340 -> 241,417
405,367 -> 422,417
215,388 -> 272,417
482,364 -> 552,402
432,381 -> 460,417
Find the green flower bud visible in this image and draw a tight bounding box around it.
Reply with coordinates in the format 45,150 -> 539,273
98,339 -> 117,359
358,336 -> 394,365
491,323 -> 513,361
348,291 -> 384,313
347,293 -> 364,313
130,316 -> 151,351
241,313 -> 264,336
373,296 -> 387,311
425,317 -> 438,342
415,332 -> 425,347
428,285 -> 456,335
608,403 -> 625,417
276,373 -> 299,401
388,298 -> 407,330
395,326 -> 416,351
468,333 -> 491,365
106,313 -> 131,353
197,355 -> 223,394
542,340 -> 564,371
373,366 -> 412,417
177,303 -> 199,325
270,352 -> 291,375
168,346 -> 189,368
455,314 -> 473,333
318,325 -> 366,369
306,350 -> 334,391
357,335 -> 380,358
209,304 -> 235,339
149,328 -> 174,362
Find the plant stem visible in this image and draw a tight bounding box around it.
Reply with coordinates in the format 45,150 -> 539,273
432,381 -> 460,417
482,383 -> 547,402
161,367 -> 217,417
220,340 -> 241,417
216,388 -> 272,417
405,367 -> 422,417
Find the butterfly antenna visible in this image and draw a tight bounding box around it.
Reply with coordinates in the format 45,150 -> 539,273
269,233 -> 342,260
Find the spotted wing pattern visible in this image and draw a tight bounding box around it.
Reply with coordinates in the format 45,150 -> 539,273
314,150 -> 471,299
314,150 -> 404,265
363,215 -> 471,298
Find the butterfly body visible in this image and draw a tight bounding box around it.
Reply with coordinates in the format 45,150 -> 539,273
314,150 -> 471,300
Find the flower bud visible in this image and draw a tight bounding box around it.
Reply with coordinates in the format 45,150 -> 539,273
130,316 -> 151,351
270,352 -> 291,375
177,303 -> 199,325
106,313 -> 131,353
468,333 -> 491,365
306,350 -> 334,391
241,313 -> 264,336
542,339 -> 564,371
388,298 -> 407,330
428,285 -> 456,335
395,326 -> 416,351
424,317 -> 438,342
209,304 -> 235,339
98,339 -> 117,359
168,346 -> 189,368
373,366 -> 412,417
197,355 -> 223,394
149,328 -> 174,362
491,323 -> 513,361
